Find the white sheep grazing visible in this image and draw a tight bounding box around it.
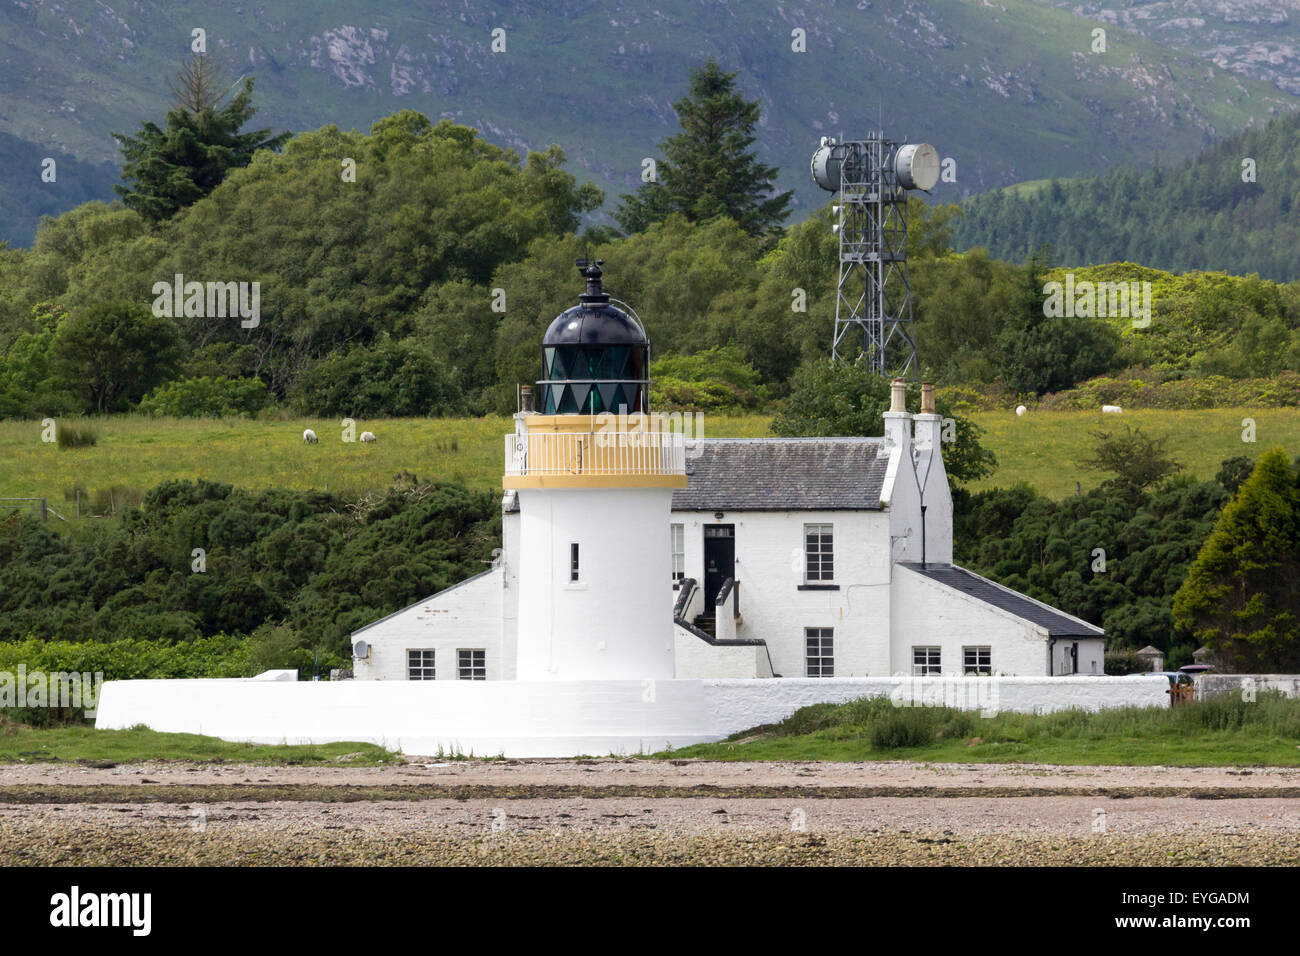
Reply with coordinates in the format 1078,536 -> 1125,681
1101,405 -> 1123,414
1015,404 -> 1027,417
360,431 -> 376,443
303,428 -> 319,444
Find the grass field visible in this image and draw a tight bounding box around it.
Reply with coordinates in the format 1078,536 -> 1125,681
660,693 -> 1300,766
966,407 -> 1300,499
0,718 -> 400,765
0,408 -> 1294,506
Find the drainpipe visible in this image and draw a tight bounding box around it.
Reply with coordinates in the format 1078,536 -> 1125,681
1047,637 -> 1056,676
920,504 -> 927,568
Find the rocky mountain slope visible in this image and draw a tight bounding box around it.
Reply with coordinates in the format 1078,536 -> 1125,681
0,0 -> 1293,244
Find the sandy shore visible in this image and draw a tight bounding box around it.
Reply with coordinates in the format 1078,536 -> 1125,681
3,758 -> 1298,864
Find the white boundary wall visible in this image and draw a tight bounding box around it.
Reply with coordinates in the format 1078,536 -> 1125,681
96,676 -> 1170,758
1196,674 -> 1300,699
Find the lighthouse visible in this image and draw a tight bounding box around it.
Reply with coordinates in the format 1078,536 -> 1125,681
504,259 -> 687,681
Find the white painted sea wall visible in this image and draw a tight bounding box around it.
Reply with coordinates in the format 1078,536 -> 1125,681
1196,674 -> 1300,699
673,625 -> 773,678
95,675 -> 1170,758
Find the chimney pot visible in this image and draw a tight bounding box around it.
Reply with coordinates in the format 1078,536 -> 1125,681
889,378 -> 907,414
520,384 -> 535,414
920,382 -> 935,415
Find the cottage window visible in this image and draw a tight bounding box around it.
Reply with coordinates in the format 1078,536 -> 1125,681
671,523 -> 685,582
963,646 -> 992,676
912,646 -> 941,676
806,628 -> 834,677
804,524 -> 834,582
458,648 -> 486,680
407,649 -> 436,680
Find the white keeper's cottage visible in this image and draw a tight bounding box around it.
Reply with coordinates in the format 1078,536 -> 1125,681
351,261 -> 1104,683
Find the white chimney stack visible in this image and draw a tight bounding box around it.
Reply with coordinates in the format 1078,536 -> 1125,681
914,382 -> 940,448
882,377 -> 911,452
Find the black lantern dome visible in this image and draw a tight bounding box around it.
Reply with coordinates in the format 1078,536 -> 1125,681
538,259 -> 649,414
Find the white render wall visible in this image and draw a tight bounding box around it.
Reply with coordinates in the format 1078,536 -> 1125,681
501,504 -> 520,679
892,565 -> 1052,676
516,486 -> 676,681
1052,636 -> 1106,677
674,625 -> 773,678
352,567 -> 504,681
672,510 -> 893,678
912,413 -> 954,565
1197,675 -> 1300,699
95,675 -> 1171,758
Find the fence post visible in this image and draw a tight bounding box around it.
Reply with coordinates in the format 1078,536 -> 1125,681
41,498 -> 47,522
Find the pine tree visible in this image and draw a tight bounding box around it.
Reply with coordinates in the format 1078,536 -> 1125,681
113,55 -> 289,221
615,58 -> 791,237
1172,448 -> 1300,671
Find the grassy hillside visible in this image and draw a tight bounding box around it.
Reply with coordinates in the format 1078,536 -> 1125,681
965,407 -> 1296,498
0,415 -> 770,505
0,0 -> 1291,244
0,409 -> 1291,505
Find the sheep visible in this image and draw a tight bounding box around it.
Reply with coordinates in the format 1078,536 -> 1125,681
1015,405 -> 1027,417
1101,405 -> 1122,414
360,431 -> 376,443
303,428 -> 319,444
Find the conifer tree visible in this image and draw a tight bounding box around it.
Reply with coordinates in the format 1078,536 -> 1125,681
615,58 -> 791,237
1172,448 -> 1300,671
113,54 -> 289,221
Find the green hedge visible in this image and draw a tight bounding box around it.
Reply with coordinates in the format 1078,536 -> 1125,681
0,634 -> 253,681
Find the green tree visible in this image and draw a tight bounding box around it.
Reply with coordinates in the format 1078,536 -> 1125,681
615,59 -> 791,237
995,253 -> 1121,395
1173,449 -> 1300,671
137,376 -> 270,418
651,344 -> 766,411
0,304 -> 77,417
113,55 -> 290,221
771,359 -> 996,484
1081,425 -> 1183,493
290,338 -> 459,417
907,197 -> 962,260
51,300 -> 182,412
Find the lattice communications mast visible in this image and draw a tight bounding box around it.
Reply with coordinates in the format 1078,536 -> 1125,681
810,134 -> 939,379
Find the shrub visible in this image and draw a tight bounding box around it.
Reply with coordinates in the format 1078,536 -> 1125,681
55,422 -> 98,448
650,345 -> 766,411
1041,371 -> 1300,411
867,705 -> 976,750
1104,648 -> 1144,675
291,339 -> 460,417
0,634 -> 254,723
138,376 -> 271,417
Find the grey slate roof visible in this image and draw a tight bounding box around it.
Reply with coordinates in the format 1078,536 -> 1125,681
672,438 -> 890,512
900,563 -> 1104,638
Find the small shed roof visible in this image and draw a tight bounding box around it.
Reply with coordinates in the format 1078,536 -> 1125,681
901,563 -> 1104,638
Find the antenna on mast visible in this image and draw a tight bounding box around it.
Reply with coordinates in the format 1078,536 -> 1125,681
809,130 -> 939,380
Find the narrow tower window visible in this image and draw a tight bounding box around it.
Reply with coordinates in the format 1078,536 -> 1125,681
570,542 -> 580,582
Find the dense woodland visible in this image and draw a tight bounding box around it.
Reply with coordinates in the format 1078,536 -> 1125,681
952,112 -> 1300,284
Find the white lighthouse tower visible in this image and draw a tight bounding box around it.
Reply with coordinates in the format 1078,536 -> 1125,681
504,260 -> 687,681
